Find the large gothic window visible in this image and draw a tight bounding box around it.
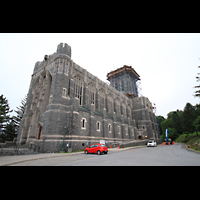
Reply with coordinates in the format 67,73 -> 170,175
116,98 -> 121,116
122,101 -> 126,118
107,94 -> 114,113
64,60 -> 68,75
99,88 -> 105,109
88,82 -> 95,105
127,104 -> 131,119
73,75 -> 83,106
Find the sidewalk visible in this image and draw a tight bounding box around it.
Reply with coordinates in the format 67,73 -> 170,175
0,145 -> 145,166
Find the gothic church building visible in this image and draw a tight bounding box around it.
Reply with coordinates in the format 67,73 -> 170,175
17,43 -> 160,152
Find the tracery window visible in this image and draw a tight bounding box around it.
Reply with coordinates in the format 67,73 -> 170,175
99,88 -> 105,109
107,94 -> 114,113
125,127 -> 128,135
64,60 -> 68,75
127,105 -> 131,119
118,126 -> 121,134
58,59 -> 63,73
122,102 -> 126,118
116,98 -> 121,116
88,83 -> 95,105
73,75 -> 83,106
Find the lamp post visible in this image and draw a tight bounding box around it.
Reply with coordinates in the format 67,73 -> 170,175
62,125 -> 67,152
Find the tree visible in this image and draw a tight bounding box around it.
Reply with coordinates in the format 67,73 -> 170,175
13,95 -> 27,134
182,103 -> 196,134
0,95 -> 13,142
168,110 -> 183,135
193,115 -> 200,135
1,119 -> 17,142
194,66 -> 200,98
167,127 -> 179,141
157,115 -> 165,135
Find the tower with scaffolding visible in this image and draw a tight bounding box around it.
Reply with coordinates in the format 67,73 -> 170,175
106,65 -> 141,98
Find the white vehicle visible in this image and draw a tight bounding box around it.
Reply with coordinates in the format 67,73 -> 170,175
147,140 -> 157,147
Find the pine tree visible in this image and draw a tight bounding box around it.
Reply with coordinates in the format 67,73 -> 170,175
182,103 -> 196,134
0,95 -> 13,142
13,95 -> 27,133
194,66 -> 200,98
2,119 -> 17,142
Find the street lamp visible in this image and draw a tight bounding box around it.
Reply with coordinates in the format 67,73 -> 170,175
62,125 -> 67,152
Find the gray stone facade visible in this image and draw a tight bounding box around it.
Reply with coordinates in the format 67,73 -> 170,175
17,43 -> 160,152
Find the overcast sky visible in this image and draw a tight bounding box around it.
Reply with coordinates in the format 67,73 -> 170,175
0,33 -> 200,118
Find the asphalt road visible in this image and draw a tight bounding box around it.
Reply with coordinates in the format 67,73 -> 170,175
7,143 -> 200,166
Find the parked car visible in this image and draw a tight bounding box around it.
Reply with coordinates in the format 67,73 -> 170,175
147,140 -> 157,147
84,143 -> 108,155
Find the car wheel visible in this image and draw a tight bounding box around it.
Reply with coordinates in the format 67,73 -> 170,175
97,150 -> 101,155
85,150 -> 88,154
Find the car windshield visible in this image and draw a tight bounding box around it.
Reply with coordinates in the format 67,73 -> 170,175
148,141 -> 152,143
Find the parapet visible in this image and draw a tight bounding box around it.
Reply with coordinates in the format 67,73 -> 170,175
56,43 -> 71,58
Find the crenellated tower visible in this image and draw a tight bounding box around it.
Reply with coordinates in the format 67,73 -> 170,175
56,43 -> 71,58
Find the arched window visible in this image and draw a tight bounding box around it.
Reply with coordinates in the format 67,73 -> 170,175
64,60 -> 68,75
73,75 -> 83,106
116,98 -> 121,116
58,59 -> 63,73
122,101 -> 126,117
88,82 -> 95,105
127,104 -> 131,119
108,124 -> 112,133
49,95 -> 53,104
99,88 -> 105,109
132,129 -> 134,136
125,127 -> 128,135
97,121 -> 101,131
62,88 -> 67,98
81,118 -> 87,129
118,126 -> 121,134
107,94 -> 114,113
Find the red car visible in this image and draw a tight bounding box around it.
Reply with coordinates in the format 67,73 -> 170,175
84,143 -> 108,155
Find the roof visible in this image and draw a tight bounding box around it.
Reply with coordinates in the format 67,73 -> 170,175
106,65 -> 140,81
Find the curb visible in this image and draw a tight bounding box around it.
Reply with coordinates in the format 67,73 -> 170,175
1,145 -> 146,166
184,144 -> 200,154
0,151 -> 84,166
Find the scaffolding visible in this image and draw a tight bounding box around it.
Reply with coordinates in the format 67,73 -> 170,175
106,65 -> 140,98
